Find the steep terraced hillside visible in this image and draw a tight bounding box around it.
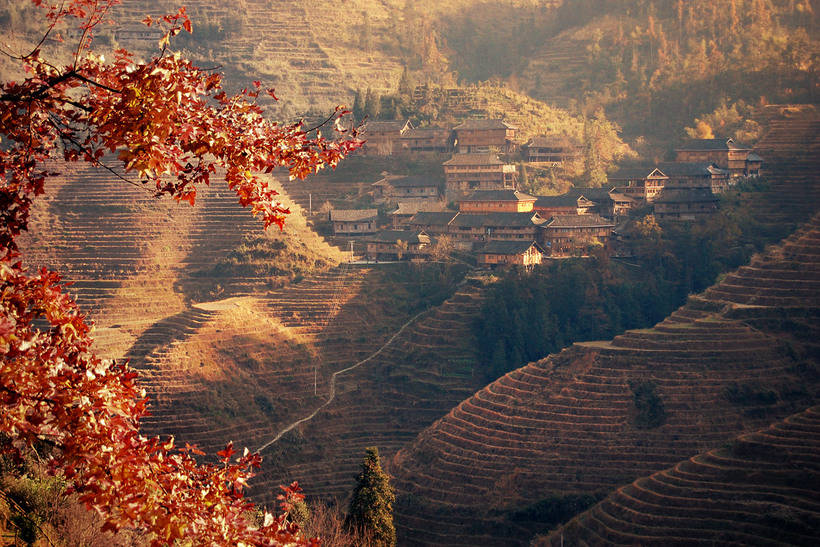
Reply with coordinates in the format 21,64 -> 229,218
133,266 -> 376,453
18,163 -> 342,358
249,275 -> 491,505
390,113 -> 820,545
538,406 -> 820,545
114,261 -> 484,507
109,0 -> 406,114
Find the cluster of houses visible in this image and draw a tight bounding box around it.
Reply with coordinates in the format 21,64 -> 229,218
332,119 -> 762,267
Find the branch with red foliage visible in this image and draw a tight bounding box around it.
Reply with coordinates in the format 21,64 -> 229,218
1,0 -> 361,544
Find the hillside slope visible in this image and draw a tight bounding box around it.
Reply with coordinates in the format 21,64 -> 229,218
18,164 -> 343,359
537,406 -> 820,545
389,111 -> 820,545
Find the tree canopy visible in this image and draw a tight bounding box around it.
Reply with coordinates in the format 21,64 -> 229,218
345,447 -> 396,546
0,1 -> 360,544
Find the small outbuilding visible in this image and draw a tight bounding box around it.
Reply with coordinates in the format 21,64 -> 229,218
329,209 -> 379,235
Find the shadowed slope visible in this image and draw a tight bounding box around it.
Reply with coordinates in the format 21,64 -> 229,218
537,406 -> 820,546
249,274 -> 490,505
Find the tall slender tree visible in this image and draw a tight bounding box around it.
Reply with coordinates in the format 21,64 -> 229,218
345,447 -> 396,546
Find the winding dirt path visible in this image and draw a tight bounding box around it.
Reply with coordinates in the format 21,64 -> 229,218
256,310 -> 427,453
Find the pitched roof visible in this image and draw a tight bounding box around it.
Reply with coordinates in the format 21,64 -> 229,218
654,188 -> 719,204
747,152 -> 764,162
443,153 -> 505,166
658,162 -> 727,177
401,127 -> 452,139
480,240 -> 544,255
608,167 -> 668,181
545,214 -> 615,228
608,191 -> 641,203
330,209 -> 378,222
363,120 -> 412,134
526,135 -> 577,148
390,201 -> 449,216
462,190 -> 536,202
409,211 -> 459,226
450,212 -> 544,228
675,137 -> 750,151
365,230 -> 431,244
376,175 -> 440,188
535,187 -> 611,208
453,119 -> 517,130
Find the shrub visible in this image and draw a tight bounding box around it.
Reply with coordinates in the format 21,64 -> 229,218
631,381 -> 667,429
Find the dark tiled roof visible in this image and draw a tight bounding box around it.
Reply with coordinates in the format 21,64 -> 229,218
409,211 -> 459,226
390,201 -> 449,215
675,137 -> 750,151
535,187 -> 611,208
462,190 -> 536,202
658,162 -> 726,177
535,194 -> 579,208
379,175 -> 440,188
330,209 -> 378,222
450,212 -> 543,228
443,153 -> 505,166
401,127 -> 452,139
526,135 -> 577,148
545,214 -> 615,228
573,187 -> 612,201
608,167 -> 667,180
654,188 -> 719,204
608,190 -> 641,203
363,120 -> 412,133
481,240 -> 543,255
453,119 -> 517,130
365,230 -> 430,244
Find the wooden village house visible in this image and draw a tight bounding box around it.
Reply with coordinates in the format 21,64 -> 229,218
478,240 -> 545,268
458,190 -> 536,213
365,230 -> 433,261
653,188 -> 719,221
608,189 -> 643,219
447,212 -> 545,249
533,188 -> 612,218
452,119 -> 518,153
329,209 -> 379,235
407,211 -> 459,237
443,153 -> 516,200
362,120 -> 413,155
607,167 -> 669,202
389,201 -> 450,228
674,138 -> 754,178
372,175 -> 441,201
658,162 -> 730,193
398,127 -> 454,154
523,136 -> 581,165
540,214 -> 615,256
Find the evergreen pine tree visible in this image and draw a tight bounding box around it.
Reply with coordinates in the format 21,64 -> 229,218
352,89 -> 364,121
398,66 -> 413,99
345,447 -> 396,546
364,87 -> 381,120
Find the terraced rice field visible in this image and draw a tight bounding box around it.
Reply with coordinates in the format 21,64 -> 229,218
538,406 -> 820,545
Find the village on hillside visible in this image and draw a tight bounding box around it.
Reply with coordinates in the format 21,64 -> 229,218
325,118 -> 764,267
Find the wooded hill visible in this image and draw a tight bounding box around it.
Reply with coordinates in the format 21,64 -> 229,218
6,0 -> 813,150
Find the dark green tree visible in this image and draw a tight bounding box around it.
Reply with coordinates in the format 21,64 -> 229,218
345,447 -> 396,546
364,87 -> 381,120
397,66 -> 413,99
352,89 -> 364,121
